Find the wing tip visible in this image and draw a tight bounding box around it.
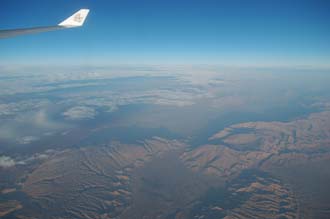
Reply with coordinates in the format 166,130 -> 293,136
58,9 -> 90,27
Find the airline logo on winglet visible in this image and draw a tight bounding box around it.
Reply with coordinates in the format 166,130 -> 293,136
74,13 -> 83,23
59,9 -> 90,27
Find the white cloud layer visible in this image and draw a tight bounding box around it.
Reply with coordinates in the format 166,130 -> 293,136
63,106 -> 96,120
0,156 -> 15,168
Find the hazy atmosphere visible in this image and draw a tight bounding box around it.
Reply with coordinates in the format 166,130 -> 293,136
1,1 -> 330,219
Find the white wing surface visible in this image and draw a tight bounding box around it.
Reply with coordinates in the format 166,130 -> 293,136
0,9 -> 89,39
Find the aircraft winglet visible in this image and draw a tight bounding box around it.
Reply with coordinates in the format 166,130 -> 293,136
0,9 -> 90,39
58,9 -> 90,27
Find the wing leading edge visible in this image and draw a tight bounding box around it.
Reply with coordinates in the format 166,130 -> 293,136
0,9 -> 89,39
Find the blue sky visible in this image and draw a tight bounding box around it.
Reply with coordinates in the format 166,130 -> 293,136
0,0 -> 329,67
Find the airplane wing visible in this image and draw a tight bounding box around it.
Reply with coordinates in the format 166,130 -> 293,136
0,9 -> 89,39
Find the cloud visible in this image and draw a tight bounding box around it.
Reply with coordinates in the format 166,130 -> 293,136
63,106 -> 96,120
17,153 -> 50,165
0,156 -> 15,168
0,99 -> 49,117
8,150 -> 58,166
0,108 -> 65,142
18,136 -> 39,144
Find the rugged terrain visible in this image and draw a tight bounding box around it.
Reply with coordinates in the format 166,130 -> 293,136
2,111 -> 330,218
